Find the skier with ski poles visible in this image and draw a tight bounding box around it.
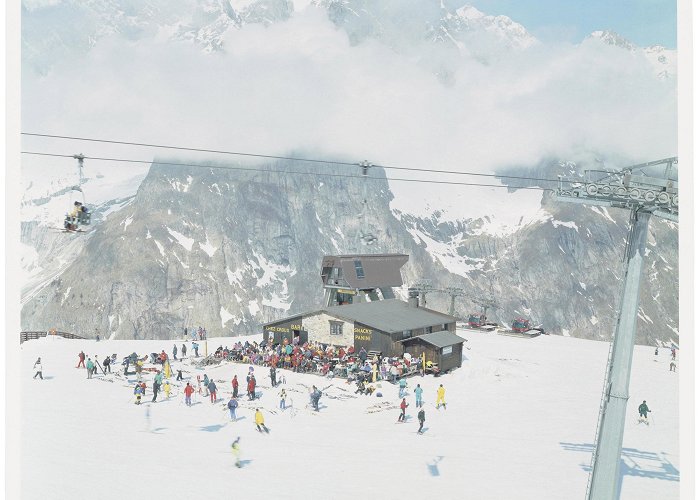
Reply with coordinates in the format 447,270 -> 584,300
398,397 -> 409,422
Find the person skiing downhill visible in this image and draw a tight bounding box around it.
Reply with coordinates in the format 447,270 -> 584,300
638,400 -> 651,424
227,396 -> 238,421
414,384 -> 423,408
398,398 -> 409,422
417,408 -> 426,433
231,437 -> 242,468
33,358 -> 43,380
254,409 -> 269,433
184,382 -> 194,406
436,384 -> 446,409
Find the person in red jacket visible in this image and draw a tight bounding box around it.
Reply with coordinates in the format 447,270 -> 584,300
247,375 -> 256,401
184,382 -> 194,406
398,397 -> 409,422
232,375 -> 239,398
76,351 -> 86,368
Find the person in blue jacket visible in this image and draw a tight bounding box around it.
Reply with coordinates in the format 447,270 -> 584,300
398,377 -> 407,398
227,396 -> 238,421
414,383 -> 423,408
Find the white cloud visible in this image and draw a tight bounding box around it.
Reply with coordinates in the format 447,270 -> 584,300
21,3 -> 677,212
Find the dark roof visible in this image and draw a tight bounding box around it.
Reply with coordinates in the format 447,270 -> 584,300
262,315 -> 303,328
401,331 -> 465,348
321,254 -> 408,289
323,299 -> 457,333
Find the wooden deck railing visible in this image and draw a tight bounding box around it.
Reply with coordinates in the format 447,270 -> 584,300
20,331 -> 86,343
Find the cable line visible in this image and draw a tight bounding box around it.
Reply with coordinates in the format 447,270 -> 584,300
20,151 -> 553,191
21,132 -> 568,184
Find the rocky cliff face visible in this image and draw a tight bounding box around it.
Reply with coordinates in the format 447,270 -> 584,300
20,159 -> 678,345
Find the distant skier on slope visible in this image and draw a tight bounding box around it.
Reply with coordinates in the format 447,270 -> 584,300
247,375 -> 256,401
398,377 -> 407,398
33,358 -> 43,380
76,351 -> 86,369
670,360 -> 677,372
231,437 -> 242,468
310,386 -> 322,411
436,384 -> 446,410
398,397 -> 409,422
638,400 -> 651,424
232,375 -> 239,398
227,396 -> 238,421
86,358 -> 94,379
279,388 -> 287,410
414,384 -> 423,408
172,344 -> 178,361
417,408 -> 426,434
184,382 -> 194,406
181,344 -> 187,358
102,356 -> 111,374
208,380 -> 218,403
254,409 -> 269,433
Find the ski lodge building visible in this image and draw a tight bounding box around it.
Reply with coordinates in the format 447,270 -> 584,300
262,254 -> 466,372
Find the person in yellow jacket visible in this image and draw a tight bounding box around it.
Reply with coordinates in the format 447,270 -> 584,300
436,384 -> 446,409
231,437 -> 242,468
163,380 -> 171,398
254,408 -> 270,433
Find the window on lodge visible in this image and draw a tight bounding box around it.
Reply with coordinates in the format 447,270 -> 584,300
424,326 -> 433,334
402,330 -> 411,339
354,260 -> 365,279
330,321 -> 343,336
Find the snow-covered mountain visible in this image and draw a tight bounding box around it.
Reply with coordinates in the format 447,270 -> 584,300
18,1 -> 679,345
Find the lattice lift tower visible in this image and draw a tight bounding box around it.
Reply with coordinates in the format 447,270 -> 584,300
555,157 -> 678,500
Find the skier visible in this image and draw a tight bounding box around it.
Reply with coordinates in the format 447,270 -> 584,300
193,342 -> 199,357
164,380 -> 171,399
311,386 -> 322,411
247,375 -> 256,401
203,374 -> 210,396
181,344 -> 187,359
417,408 -> 426,434
232,375 -> 239,398
134,384 -> 143,405
254,409 -> 269,433
102,356 -> 111,374
270,366 -> 277,387
671,348 -> 676,360
184,382 -> 194,406
670,360 -> 677,372
86,358 -> 94,379
176,369 -> 183,381
398,397 -> 409,422
231,437 -> 242,468
414,384 -> 423,408
654,347 -> 659,357
76,351 -> 86,369
436,384 -> 446,409
172,344 -> 178,361
33,357 -> 43,380
638,400 -> 651,424
398,377 -> 407,398
208,379 -> 218,403
279,388 -> 287,411
152,379 -> 160,403
227,396 -> 239,421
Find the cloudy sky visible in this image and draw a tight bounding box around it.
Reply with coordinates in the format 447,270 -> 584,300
18,0 -> 679,212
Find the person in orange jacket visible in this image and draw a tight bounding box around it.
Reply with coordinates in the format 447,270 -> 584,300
184,382 -> 194,406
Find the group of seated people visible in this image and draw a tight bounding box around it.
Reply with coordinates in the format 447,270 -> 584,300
208,339 -> 425,383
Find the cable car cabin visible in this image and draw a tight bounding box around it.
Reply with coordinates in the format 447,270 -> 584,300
64,201 -> 91,231
511,318 -> 531,333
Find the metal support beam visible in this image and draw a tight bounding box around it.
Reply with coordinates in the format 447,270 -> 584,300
587,209 -> 651,500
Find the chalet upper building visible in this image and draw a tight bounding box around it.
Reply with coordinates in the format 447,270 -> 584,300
321,254 -> 409,306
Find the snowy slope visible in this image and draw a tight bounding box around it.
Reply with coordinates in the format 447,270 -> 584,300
18,331 -> 679,499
